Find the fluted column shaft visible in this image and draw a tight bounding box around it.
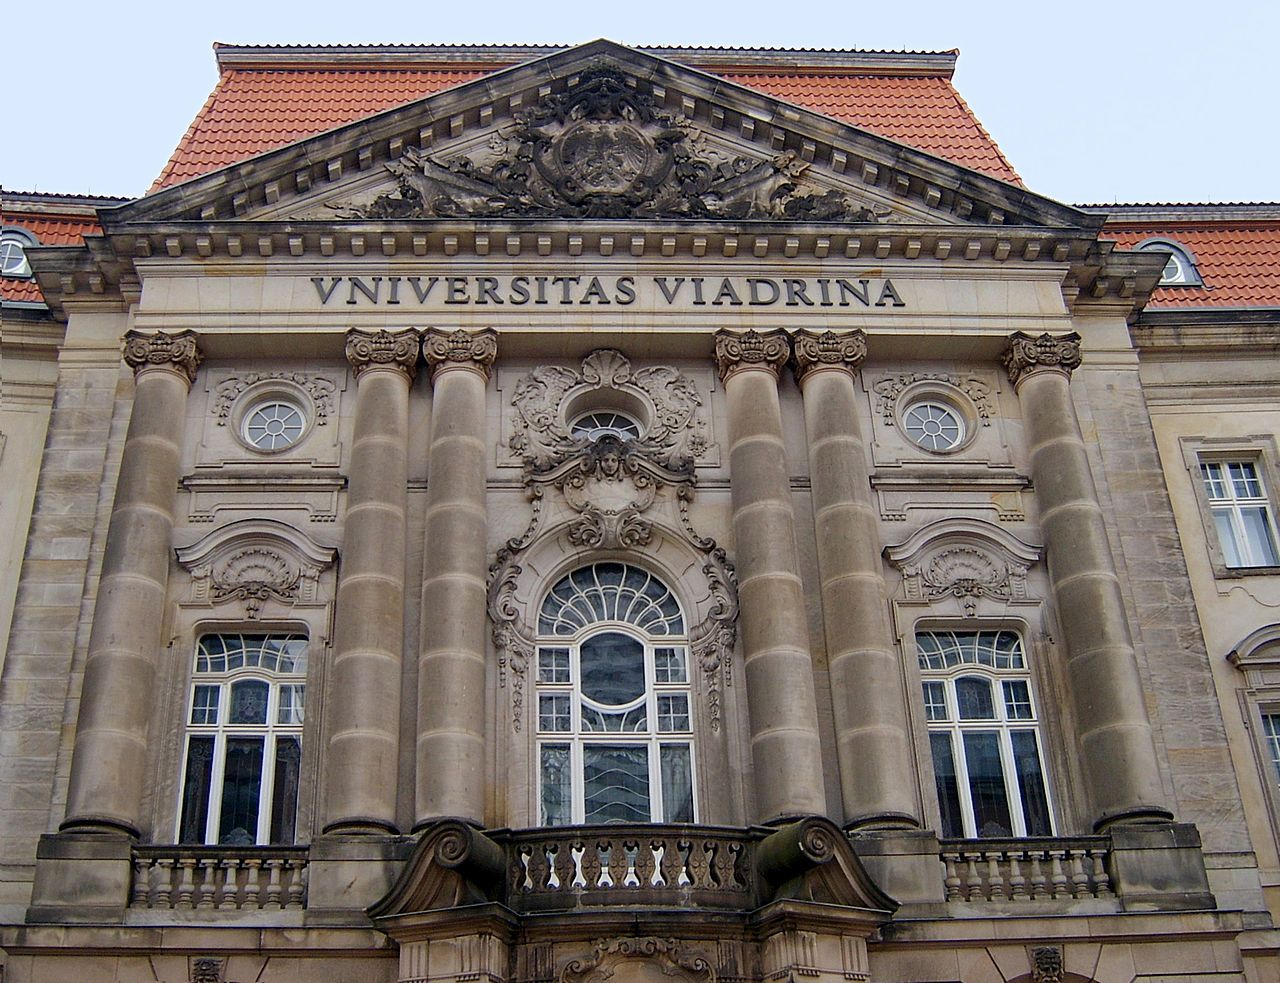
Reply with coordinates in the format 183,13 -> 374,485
323,329 -> 419,834
62,331 -> 202,835
415,328 -> 497,828
1003,332 -> 1170,829
793,329 -> 921,829
715,329 -> 826,823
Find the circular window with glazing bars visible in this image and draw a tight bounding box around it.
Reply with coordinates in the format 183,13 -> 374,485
241,398 -> 307,452
903,399 -> 966,452
569,410 -> 643,441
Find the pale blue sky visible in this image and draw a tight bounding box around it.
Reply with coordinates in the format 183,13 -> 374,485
6,0 -> 1275,205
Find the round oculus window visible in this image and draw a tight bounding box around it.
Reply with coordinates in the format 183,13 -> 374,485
570,410 -> 642,441
903,400 -> 964,452
243,399 -> 306,451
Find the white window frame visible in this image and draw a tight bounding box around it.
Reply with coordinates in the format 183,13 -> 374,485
1182,438 -> 1280,577
0,228 -> 37,279
534,562 -> 695,825
916,629 -> 1055,839
1200,459 -> 1280,568
177,632 -> 308,845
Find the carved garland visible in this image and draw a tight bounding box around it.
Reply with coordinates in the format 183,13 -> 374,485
211,372 -> 337,426
872,372 -> 995,427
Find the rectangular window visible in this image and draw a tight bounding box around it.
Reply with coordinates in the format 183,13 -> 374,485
1264,713 -> 1280,787
1201,460 -> 1280,567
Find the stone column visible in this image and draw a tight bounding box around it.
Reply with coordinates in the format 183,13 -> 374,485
1002,331 -> 1171,829
61,330 -> 201,836
323,329 -> 419,835
715,329 -> 826,823
793,329 -> 921,829
415,328 -> 497,828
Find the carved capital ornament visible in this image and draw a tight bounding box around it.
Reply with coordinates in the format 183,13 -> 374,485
122,330 -> 202,383
791,328 -> 868,384
714,329 -> 790,382
345,328 -> 420,380
423,327 -> 498,381
1002,331 -> 1082,387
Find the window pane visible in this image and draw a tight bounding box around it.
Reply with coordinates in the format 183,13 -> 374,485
579,633 -> 645,704
1213,510 -> 1245,567
179,736 -> 215,843
581,704 -> 647,732
269,737 -> 302,844
191,685 -> 220,725
1229,461 -> 1263,498
1263,714 -> 1280,786
962,732 -> 1013,837
956,676 -> 996,720
929,733 -> 964,838
1003,680 -> 1033,720
277,684 -> 305,725
538,648 -> 570,684
539,694 -> 572,732
654,647 -> 687,683
922,681 -> 948,721
1012,731 -> 1052,835
540,744 -> 572,826
219,737 -> 264,845
229,679 -> 269,725
660,745 -> 694,822
1239,507 -> 1280,565
583,745 -> 649,823
1201,462 -> 1228,500
657,694 -> 690,733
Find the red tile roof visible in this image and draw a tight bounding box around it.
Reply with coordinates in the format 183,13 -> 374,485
151,53 -> 1021,191
2,203 -> 106,305
1103,218 -> 1280,308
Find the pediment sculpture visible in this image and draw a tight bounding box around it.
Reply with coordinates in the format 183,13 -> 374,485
343,66 -> 884,222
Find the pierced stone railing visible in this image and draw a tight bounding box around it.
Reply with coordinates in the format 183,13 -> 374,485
939,837 -> 1113,902
506,825 -> 754,910
130,846 -> 309,910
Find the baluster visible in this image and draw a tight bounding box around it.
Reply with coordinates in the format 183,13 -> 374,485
661,837 -> 685,887
1091,850 -> 1114,898
263,858 -> 284,909
985,851 -> 1006,900
686,839 -> 710,888
285,859 -> 306,908
152,857 -> 174,908
218,858 -> 241,909
711,839 -> 735,889
1007,851 -> 1027,898
633,839 -> 656,887
648,840 -> 667,887
515,846 -> 533,892
579,841 -> 603,889
596,841 -> 615,888
569,842 -> 587,889
1048,850 -> 1068,899
964,853 -> 985,901
130,857 -> 151,907
175,858 -> 197,908
1069,850 -> 1090,898
942,853 -> 963,901
552,842 -> 575,891
1028,851 -> 1048,899
622,841 -> 640,887
242,859 -> 263,909
196,858 -> 218,908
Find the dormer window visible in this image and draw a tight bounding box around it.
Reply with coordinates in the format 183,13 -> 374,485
1137,238 -> 1203,287
0,228 -> 37,279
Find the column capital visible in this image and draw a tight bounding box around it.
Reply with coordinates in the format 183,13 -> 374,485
122,330 -> 202,383
792,328 -> 867,385
346,328 -> 420,381
714,329 -> 790,382
423,328 -> 498,382
1002,331 -> 1082,387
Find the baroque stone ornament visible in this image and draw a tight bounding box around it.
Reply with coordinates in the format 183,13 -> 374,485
714,329 -> 791,382
122,329 -> 202,383
189,956 -> 225,983
346,66 -> 882,222
561,938 -> 714,983
872,372 -> 995,426
344,328 -> 419,380
1001,331 -> 1083,387
1030,946 -> 1065,983
791,328 -> 868,384
509,349 -> 708,471
423,327 -> 498,380
212,372 -> 337,426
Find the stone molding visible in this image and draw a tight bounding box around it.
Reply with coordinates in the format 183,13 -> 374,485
562,938 -> 714,983
1001,331 -> 1082,387
423,327 -> 498,381
791,328 -> 867,385
871,372 -> 995,428
212,371 -> 337,427
344,328 -> 420,381
122,329 -> 202,383
714,329 -> 790,382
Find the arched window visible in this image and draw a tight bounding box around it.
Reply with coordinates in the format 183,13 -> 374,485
535,562 -> 694,825
0,228 -> 37,279
178,633 -> 308,844
1136,238 -> 1203,287
917,629 -> 1053,838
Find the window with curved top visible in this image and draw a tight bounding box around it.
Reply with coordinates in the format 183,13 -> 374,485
918,629 -> 1053,838
536,562 -> 694,825
0,229 -> 37,279
1137,238 -> 1202,287
178,633 -> 308,844
570,410 -> 643,442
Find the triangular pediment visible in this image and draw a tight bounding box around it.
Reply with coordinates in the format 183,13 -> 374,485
103,40 -> 1098,233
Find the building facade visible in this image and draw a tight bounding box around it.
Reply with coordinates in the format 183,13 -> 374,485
0,40 -> 1276,983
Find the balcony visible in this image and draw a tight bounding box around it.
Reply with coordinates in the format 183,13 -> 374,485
129,845 -> 309,912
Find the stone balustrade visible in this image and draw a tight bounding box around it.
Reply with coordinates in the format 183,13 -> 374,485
130,846 -> 309,911
506,825 -> 754,911
939,837 -> 1113,902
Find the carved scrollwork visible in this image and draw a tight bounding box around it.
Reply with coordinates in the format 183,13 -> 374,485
714,329 -> 790,382
123,330 -> 202,383
344,66 -> 881,223
345,328 -> 419,380
1001,331 -> 1082,387
212,372 -> 337,426
791,328 -> 867,384
560,938 -> 714,983
872,372 -> 995,426
210,546 -> 302,619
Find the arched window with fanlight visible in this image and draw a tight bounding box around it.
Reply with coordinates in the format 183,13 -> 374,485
535,562 -> 694,825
